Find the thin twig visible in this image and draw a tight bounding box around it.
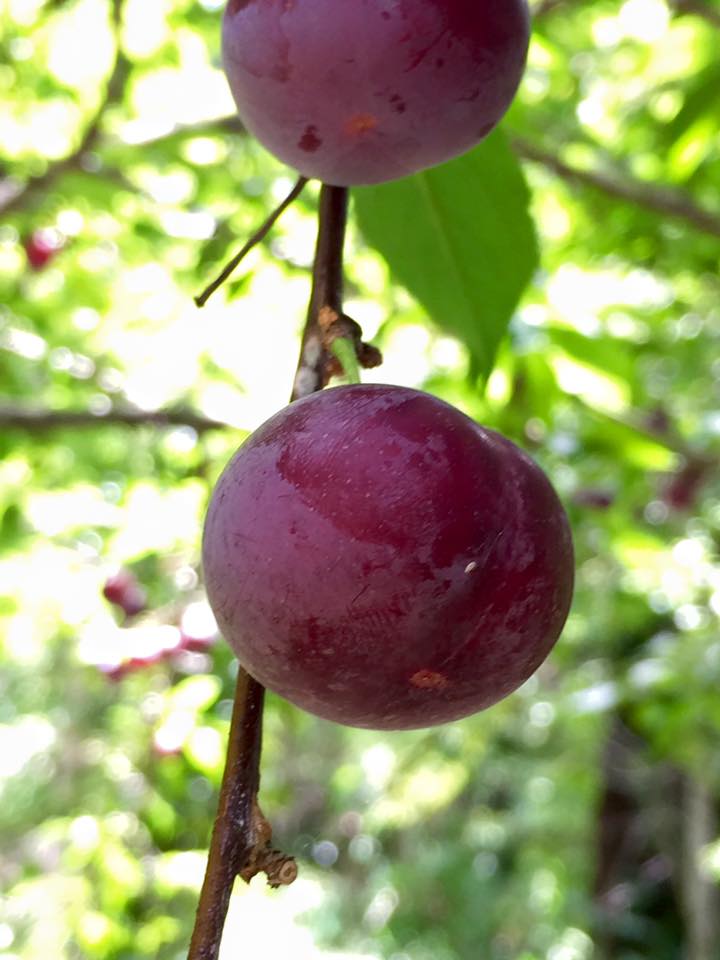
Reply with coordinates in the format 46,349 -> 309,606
1,397 -> 702,463
511,135 -> 720,239
194,176 -> 309,307
0,406 -> 229,434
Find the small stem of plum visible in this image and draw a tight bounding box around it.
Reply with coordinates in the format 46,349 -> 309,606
309,184 -> 348,315
292,184 -> 349,400
330,337 -> 362,384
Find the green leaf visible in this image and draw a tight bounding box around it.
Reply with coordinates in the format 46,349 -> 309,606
353,129 -> 538,378
547,326 -> 635,383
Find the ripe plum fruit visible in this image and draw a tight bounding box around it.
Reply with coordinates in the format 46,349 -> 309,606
222,0 -> 530,185
203,385 -> 573,729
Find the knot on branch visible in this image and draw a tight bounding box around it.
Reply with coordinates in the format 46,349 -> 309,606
238,802 -> 297,890
318,305 -> 383,381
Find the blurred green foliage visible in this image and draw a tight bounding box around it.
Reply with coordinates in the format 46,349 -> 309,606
1,0 -> 720,959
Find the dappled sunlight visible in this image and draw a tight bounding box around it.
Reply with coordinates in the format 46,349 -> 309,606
368,324 -> 433,387
0,715 -> 56,780
219,876 -> 381,960
47,0 -> 115,92
1,99 -> 84,159
547,264 -> 673,327
110,481 -> 206,556
124,58 -> 233,141
26,486 -> 120,536
79,620 -> 183,672
618,0 -> 670,43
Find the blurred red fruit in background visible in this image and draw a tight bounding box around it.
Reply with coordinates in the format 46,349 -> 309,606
24,228 -> 64,271
103,569 -> 147,618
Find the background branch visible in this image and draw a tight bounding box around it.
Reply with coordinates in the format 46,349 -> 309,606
0,406 -> 230,434
511,135 -> 720,239
669,0 -> 720,28
0,0 -> 130,218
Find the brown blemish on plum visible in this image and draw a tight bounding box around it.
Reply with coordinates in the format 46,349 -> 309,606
298,125 -> 322,152
345,113 -> 378,136
410,669 -> 449,690
389,93 -> 407,114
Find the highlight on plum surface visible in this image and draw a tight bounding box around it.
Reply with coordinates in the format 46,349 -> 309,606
222,0 -> 530,185
202,384 -> 574,730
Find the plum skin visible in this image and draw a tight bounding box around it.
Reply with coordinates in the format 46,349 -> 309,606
222,0 -> 530,186
202,385 -> 573,730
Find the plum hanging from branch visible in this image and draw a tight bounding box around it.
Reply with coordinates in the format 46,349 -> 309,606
222,0 -> 530,185
202,384 -> 574,730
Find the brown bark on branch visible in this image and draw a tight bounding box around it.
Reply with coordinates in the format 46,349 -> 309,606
290,184 -> 382,397
187,672 -> 267,960
292,185 -> 350,399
